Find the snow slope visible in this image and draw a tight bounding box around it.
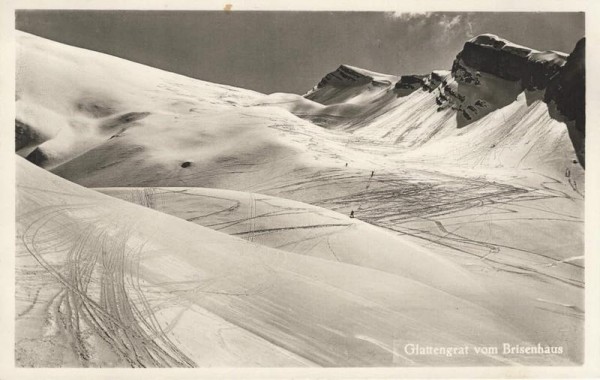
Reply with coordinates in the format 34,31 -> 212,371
95,184 -> 584,364
96,187 -> 485,298
17,157 -> 574,367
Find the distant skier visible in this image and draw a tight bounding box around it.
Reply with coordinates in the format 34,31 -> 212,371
371,170 -> 374,178
349,210 -> 355,218
565,168 -> 571,178
345,163 -> 348,167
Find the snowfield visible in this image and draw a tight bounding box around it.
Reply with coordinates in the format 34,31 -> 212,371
15,31 -> 584,366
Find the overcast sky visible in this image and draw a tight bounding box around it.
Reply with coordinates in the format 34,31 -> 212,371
16,11 -> 584,94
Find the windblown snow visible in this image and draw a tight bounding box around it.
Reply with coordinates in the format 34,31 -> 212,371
15,30 -> 584,367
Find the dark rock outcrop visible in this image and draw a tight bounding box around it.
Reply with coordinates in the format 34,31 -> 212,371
394,74 -> 428,97
25,147 -> 50,167
546,38 -> 586,166
453,34 -> 567,91
395,75 -> 427,90
16,119 -> 44,151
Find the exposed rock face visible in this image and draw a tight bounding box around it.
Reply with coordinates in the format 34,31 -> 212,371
16,119 -> 43,151
427,70 -> 452,90
453,34 -> 567,90
553,38 -> 585,127
395,75 -> 427,90
527,51 -> 568,90
545,38 -> 585,166
394,74 -> 428,97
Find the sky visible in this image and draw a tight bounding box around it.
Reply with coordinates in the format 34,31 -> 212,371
16,11 -> 585,94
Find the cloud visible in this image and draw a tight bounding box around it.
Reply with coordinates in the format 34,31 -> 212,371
386,12 -> 465,34
385,12 -> 432,21
438,15 -> 462,32
384,12 -> 472,44
466,20 -> 474,38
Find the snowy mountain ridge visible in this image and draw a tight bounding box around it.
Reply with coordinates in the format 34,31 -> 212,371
278,33 -> 586,171
15,31 -> 585,185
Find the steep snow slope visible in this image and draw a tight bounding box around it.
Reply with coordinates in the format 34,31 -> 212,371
17,157 -> 572,367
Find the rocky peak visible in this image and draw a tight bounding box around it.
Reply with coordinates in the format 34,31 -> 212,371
453,33 -> 567,90
314,65 -> 370,89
